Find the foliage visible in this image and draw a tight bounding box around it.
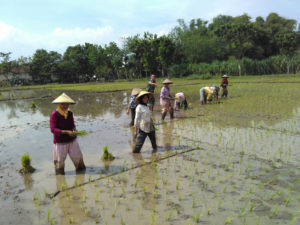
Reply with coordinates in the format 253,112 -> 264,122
76,130 -> 88,136
19,153 -> 35,174
1,12 -> 300,82
101,145 -> 115,161
31,101 -> 36,109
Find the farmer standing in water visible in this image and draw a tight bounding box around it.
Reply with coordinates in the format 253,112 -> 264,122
133,91 -> 157,153
50,93 -> 86,175
160,79 -> 174,120
220,74 -> 229,97
146,74 -> 157,112
126,88 -> 142,126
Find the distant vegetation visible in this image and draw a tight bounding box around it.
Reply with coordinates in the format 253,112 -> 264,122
1,12 -> 300,86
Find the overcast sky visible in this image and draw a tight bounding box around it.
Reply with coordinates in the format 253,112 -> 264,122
0,0 -> 299,60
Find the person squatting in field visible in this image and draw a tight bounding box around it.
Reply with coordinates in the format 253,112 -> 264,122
160,79 -> 174,120
174,92 -> 188,110
50,93 -> 86,175
146,74 -> 157,112
133,91 -> 157,153
126,88 -> 142,126
200,85 -> 219,104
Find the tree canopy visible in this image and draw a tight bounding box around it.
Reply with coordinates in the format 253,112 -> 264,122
1,12 -> 300,84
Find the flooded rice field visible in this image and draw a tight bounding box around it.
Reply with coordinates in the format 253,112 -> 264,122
0,82 -> 300,225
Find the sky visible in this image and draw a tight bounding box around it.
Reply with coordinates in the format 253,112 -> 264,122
0,0 -> 299,60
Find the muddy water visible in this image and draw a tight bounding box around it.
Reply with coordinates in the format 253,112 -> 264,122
0,86 -> 300,225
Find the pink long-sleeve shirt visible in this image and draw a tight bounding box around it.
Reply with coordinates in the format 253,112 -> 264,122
50,110 -> 76,144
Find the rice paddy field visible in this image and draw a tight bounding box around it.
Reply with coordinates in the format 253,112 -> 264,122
0,75 -> 300,225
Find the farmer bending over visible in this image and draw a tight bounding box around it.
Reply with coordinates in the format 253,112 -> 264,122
200,86 -> 219,105
174,92 -> 188,110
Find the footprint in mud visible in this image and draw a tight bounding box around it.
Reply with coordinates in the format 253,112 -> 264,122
252,202 -> 271,216
271,210 -> 293,220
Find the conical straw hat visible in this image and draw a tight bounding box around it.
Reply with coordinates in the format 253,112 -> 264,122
222,74 -> 229,78
136,91 -> 151,102
131,88 -> 142,96
162,79 -> 173,84
52,93 -> 76,104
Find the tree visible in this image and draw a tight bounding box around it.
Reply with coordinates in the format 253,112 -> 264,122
104,42 -> 123,80
275,32 -> 298,74
30,49 -> 61,83
0,52 -> 13,86
157,36 -> 176,76
214,14 -> 256,75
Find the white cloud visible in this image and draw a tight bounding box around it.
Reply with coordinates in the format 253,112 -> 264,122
0,22 -> 118,59
48,26 -> 115,48
0,21 -> 17,40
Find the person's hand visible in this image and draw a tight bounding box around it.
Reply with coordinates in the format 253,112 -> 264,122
134,130 -> 138,139
66,130 -> 77,137
126,109 -> 129,115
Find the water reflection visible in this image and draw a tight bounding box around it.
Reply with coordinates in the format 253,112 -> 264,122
37,91 -> 128,119
22,173 -> 33,190
0,90 -> 130,123
55,173 -> 86,225
132,154 -> 158,210
161,121 -> 175,150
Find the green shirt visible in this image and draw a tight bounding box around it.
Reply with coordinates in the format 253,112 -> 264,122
146,80 -> 156,93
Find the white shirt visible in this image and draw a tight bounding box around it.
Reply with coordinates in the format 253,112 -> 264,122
134,104 -> 154,133
175,92 -> 185,103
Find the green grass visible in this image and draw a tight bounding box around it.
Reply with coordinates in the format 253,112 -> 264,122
2,74 -> 300,93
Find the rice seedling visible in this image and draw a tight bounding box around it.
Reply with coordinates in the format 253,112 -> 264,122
47,208 -> 51,222
84,208 -> 89,216
82,192 -> 86,202
101,145 -> 115,161
95,214 -> 100,224
19,153 -> 35,174
166,209 -> 174,221
121,217 -> 126,225
35,199 -> 40,213
94,193 -> 99,203
178,193 -> 183,201
192,197 -> 196,208
151,212 -> 156,225
285,197 -> 290,207
224,214 -> 235,225
76,130 -> 88,136
269,208 -> 278,219
32,192 -> 37,201
193,212 -> 201,223
31,101 -> 36,109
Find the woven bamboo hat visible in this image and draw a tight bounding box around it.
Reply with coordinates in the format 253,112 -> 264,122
136,91 -> 151,102
162,79 -> 173,84
52,93 -> 76,104
222,74 -> 228,78
131,88 -> 142,96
